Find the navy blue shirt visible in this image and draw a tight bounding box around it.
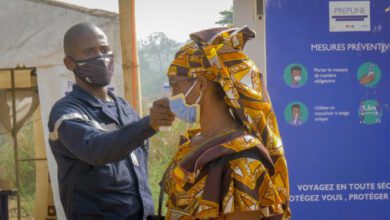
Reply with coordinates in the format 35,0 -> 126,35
48,85 -> 156,220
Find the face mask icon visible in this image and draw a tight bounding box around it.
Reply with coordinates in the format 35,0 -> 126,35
294,76 -> 302,82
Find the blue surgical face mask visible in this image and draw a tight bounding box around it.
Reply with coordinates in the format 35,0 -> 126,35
169,79 -> 202,124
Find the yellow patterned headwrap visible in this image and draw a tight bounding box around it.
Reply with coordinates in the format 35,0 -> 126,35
167,26 -> 283,151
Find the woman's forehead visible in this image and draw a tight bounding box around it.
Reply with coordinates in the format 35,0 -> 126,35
169,75 -> 189,82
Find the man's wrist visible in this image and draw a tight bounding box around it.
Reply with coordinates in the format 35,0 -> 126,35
144,116 -> 159,134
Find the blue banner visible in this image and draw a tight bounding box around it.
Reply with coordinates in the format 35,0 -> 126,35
266,1 -> 390,219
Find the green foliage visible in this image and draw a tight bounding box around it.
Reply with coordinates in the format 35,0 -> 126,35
138,33 -> 183,211
142,97 -> 188,213
0,138 -> 14,182
138,30 -> 212,213
0,121 -> 36,219
215,6 -> 233,27
17,123 -> 36,217
138,32 -> 183,99
139,33 -> 201,213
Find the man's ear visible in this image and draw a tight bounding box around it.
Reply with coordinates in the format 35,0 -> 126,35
198,76 -> 208,92
63,56 -> 76,71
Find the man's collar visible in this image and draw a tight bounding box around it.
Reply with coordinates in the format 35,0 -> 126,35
71,84 -> 118,108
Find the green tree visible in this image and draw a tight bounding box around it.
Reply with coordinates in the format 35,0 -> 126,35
215,6 -> 233,27
138,32 -> 190,212
138,32 -> 182,98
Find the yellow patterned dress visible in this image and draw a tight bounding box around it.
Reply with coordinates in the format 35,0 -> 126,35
162,26 -> 291,219
163,129 -> 290,220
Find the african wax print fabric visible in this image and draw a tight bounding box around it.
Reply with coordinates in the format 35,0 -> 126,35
164,129 -> 290,219
164,26 -> 291,219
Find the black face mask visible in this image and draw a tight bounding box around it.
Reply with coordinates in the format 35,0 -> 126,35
70,53 -> 114,87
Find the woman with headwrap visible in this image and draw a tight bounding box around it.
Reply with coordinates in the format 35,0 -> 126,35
161,27 -> 291,220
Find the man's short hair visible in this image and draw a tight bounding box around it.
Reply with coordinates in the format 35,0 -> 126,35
292,104 -> 301,109
290,65 -> 302,73
63,22 -> 100,56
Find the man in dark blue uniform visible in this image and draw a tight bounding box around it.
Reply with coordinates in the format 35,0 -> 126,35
48,22 -> 174,219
